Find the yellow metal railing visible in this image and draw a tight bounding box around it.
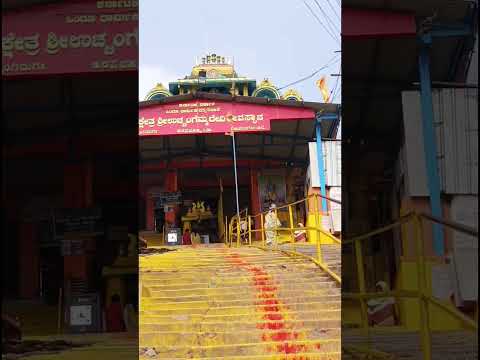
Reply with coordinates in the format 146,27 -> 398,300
226,195 -> 478,359
227,194 -> 342,283
342,211 -> 478,360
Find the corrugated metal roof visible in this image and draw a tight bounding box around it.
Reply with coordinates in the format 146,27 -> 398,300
307,140 -> 342,188
323,141 -> 342,187
401,88 -> 478,195
450,195 -> 478,302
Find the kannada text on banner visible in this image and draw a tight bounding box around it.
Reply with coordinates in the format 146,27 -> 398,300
139,100 -> 274,136
2,1 -> 138,77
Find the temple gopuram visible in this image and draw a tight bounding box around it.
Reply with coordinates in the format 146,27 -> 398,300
145,53 -> 303,101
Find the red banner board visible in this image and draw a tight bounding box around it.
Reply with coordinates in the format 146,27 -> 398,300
2,0 -> 138,77
139,100 -> 315,136
342,8 -> 416,39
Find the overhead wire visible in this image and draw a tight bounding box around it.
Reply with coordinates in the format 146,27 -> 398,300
302,0 -> 339,44
329,75 -> 340,102
278,54 -> 340,90
313,0 -> 340,34
323,0 -> 341,22
332,70 -> 342,102
296,0 -> 342,100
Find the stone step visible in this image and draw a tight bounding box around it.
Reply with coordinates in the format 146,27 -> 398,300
140,328 -> 341,347
139,350 -> 341,360
140,310 -> 340,324
143,280 -> 340,293
141,289 -> 340,303
140,319 -> 340,332
139,339 -> 341,358
141,307 -> 341,318
142,302 -> 340,314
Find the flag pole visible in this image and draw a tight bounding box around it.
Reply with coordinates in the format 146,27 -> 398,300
228,131 -> 241,220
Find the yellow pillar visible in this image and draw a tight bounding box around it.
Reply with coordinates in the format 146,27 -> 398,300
243,84 -> 248,96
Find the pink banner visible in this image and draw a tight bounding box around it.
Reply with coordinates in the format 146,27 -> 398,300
139,100 -> 315,136
2,0 -> 138,77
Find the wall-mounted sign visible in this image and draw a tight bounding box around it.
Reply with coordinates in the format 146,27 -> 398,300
153,192 -> 182,208
165,228 -> 181,246
2,1 -> 138,77
139,100 -> 315,136
70,305 -> 92,326
66,293 -> 101,333
54,208 -> 103,240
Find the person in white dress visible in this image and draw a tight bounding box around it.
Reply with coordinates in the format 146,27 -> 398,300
264,204 -> 281,246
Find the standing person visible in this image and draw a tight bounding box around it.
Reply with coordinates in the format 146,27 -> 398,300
106,294 -> 125,332
264,204 -> 281,246
182,229 -> 192,245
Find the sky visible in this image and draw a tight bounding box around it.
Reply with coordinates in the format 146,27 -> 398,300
139,0 -> 341,105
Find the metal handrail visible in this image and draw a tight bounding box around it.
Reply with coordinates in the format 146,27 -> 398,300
419,212 -> 478,236
227,193 -> 342,283
343,211 -> 478,360
227,203 -> 478,359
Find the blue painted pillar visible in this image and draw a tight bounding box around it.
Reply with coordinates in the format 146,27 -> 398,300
418,34 -> 444,256
315,113 -> 334,213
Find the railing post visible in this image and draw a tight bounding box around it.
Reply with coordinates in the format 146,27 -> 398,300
225,216 -> 228,246
314,194 -> 323,264
274,208 -> 279,250
236,216 -> 241,248
288,204 -> 296,253
261,213 -> 265,247
414,215 -> 432,360
354,238 -> 369,330
248,215 -> 252,246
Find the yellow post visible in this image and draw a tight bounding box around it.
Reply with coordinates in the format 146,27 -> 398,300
228,220 -> 232,247
414,215 -> 432,360
288,204 -> 295,253
225,216 -> 228,245
248,215 -> 252,245
274,208 -> 279,250
261,214 -> 265,247
314,194 -> 323,264
236,216 -> 241,248
354,238 -> 369,330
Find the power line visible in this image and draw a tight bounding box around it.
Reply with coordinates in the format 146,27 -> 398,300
329,74 -> 340,101
302,0 -> 339,44
278,55 -> 340,90
313,0 -> 340,34
331,70 -> 342,102
324,0 -> 341,22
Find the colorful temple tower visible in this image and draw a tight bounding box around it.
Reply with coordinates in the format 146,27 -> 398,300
145,53 -> 303,101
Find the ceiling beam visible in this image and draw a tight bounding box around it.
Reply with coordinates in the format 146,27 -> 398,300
168,150 -> 308,165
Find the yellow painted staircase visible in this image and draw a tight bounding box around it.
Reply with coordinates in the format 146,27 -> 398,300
140,244 -> 341,359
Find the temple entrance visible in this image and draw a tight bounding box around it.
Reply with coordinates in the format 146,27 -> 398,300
146,166 -> 252,245
139,90 -> 340,247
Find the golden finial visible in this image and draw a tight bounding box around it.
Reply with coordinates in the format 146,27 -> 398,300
282,89 -> 303,101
